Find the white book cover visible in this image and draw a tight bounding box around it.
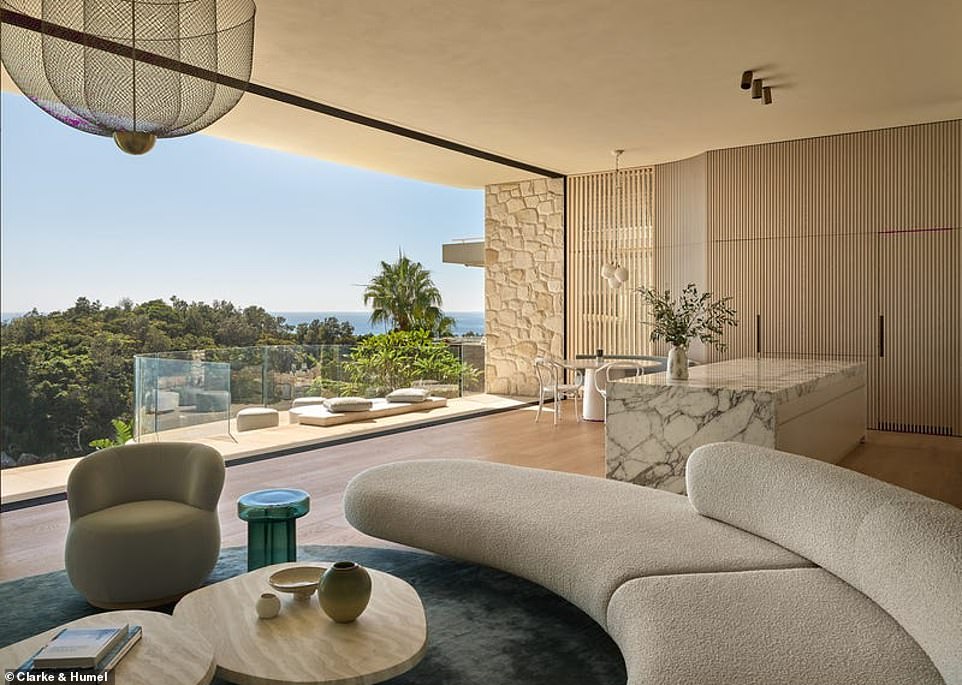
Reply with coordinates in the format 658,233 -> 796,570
32,624 -> 129,668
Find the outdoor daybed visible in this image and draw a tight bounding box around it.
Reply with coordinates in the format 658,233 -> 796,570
290,396 -> 447,427
344,442 -> 962,685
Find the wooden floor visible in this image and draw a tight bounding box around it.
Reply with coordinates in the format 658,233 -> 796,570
838,430 -> 962,506
1,393 -> 529,505
1,402 -> 959,582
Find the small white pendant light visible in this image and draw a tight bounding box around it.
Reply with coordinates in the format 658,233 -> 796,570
603,149 -> 628,289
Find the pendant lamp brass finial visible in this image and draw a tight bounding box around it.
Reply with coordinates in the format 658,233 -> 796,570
113,131 -> 157,155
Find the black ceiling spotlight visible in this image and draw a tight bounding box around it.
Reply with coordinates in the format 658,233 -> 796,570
741,69 -> 773,105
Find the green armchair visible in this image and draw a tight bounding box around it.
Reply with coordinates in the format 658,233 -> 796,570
65,442 -> 225,608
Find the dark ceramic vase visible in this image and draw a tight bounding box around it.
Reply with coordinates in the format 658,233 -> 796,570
318,561 -> 372,623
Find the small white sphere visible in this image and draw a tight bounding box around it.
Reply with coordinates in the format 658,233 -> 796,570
614,265 -> 629,282
256,592 -> 281,619
601,263 -> 615,278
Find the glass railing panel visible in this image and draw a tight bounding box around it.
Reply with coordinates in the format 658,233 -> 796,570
133,356 -> 230,441
458,341 -> 485,396
134,339 -> 486,440
289,344 -> 361,400
197,346 -> 264,415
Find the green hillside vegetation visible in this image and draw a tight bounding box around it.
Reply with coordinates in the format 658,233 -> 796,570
0,297 -> 353,466
2,257 -> 475,468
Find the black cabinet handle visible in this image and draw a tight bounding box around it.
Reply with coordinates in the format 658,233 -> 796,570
755,314 -> 762,355
878,315 -> 885,358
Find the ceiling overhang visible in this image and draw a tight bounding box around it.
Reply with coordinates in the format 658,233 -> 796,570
4,1 -> 961,187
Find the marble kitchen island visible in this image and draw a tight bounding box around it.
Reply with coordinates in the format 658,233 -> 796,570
605,357 -> 866,494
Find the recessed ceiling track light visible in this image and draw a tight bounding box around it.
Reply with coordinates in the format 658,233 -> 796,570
740,70 -> 754,89
763,86 -> 773,105
751,79 -> 763,99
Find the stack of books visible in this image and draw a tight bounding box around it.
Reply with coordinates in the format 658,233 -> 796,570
17,623 -> 143,676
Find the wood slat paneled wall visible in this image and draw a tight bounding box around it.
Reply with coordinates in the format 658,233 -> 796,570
651,153 -> 708,360
562,121 -> 960,435
706,120 -> 961,435
878,228 -> 961,435
565,167 -> 654,357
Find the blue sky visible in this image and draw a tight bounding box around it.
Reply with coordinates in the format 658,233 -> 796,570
0,92 -> 484,313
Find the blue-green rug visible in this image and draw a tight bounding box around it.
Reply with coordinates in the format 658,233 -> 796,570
0,546 -> 626,684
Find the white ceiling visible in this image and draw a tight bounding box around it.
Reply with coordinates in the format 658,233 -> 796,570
4,0 -> 962,187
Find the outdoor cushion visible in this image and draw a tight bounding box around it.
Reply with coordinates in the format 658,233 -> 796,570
386,388 -> 430,403
146,390 -> 179,413
324,397 -> 374,412
291,396 -> 327,408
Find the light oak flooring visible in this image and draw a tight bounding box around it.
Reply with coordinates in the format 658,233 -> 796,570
1,403 -> 959,583
838,430 -> 962,506
1,393 -> 529,505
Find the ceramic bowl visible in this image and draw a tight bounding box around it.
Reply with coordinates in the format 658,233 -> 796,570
268,566 -> 324,599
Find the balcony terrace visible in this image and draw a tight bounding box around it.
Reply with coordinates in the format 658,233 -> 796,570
0,393 -> 529,506
1,339 -> 517,505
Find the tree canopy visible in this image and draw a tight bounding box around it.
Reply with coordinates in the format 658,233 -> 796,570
2,266 -> 466,466
0,297 -> 356,464
363,254 -> 454,337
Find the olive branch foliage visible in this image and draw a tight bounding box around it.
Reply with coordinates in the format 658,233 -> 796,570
636,283 -> 737,350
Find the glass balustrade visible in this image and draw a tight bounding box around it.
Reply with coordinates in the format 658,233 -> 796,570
133,356 -> 232,441
133,341 -> 485,440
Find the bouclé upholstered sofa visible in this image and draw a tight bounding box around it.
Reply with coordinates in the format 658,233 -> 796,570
344,443 -> 962,685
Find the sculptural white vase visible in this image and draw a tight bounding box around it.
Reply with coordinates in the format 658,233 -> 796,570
668,345 -> 689,380
256,592 -> 281,619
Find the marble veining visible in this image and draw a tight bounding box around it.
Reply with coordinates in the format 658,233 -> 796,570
606,357 -> 865,494
616,357 -> 865,400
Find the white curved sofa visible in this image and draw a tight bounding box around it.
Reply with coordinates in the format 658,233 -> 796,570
344,443 -> 962,685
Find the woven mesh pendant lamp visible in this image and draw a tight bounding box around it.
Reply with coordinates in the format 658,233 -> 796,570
1,0 -> 255,154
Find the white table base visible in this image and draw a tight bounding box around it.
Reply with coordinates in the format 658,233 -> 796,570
582,368 -> 606,421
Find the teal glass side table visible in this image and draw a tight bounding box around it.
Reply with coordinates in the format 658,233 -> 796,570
237,488 -> 311,571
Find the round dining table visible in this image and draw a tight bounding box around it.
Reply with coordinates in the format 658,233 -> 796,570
561,358 -> 661,421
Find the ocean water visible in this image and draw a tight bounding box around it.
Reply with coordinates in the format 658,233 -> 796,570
2,311 -> 484,336
274,311 -> 485,336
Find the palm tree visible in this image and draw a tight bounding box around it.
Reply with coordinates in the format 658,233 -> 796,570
363,253 -> 455,336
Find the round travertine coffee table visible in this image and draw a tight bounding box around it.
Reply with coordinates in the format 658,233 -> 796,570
173,562 -> 427,685
0,609 -> 216,685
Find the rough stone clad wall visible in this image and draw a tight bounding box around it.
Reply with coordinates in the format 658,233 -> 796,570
484,177 -> 564,396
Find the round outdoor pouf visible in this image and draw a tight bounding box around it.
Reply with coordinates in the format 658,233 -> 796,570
238,489 -> 311,570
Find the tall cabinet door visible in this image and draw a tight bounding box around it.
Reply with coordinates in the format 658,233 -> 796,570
878,228 -> 961,436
